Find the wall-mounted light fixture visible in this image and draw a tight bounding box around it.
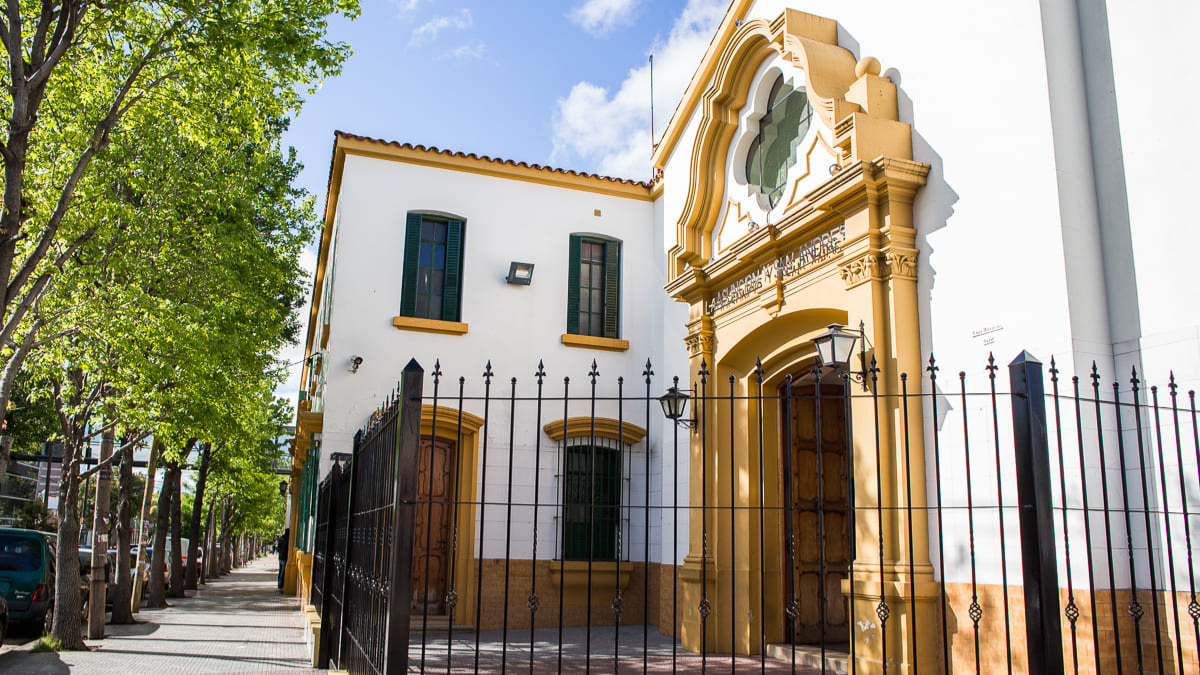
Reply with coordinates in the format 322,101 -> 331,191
279,480 -> 288,498
811,321 -> 871,390
349,355 -> 363,373
330,452 -> 352,471
659,386 -> 696,429
506,261 -> 535,285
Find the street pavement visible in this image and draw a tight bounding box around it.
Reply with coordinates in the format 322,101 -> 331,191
0,556 -> 321,675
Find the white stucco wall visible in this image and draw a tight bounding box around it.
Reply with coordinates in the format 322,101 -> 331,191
315,152 -> 669,561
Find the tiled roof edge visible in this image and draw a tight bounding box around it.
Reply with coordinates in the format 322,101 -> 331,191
335,130 -> 653,189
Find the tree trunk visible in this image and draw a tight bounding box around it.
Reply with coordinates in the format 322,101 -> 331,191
147,461 -> 176,608
87,419 -> 115,639
130,439 -> 160,615
50,436 -> 86,650
168,464 -> 183,597
184,443 -> 210,590
203,498 -> 217,582
0,435 -> 11,488
220,497 -> 233,574
110,434 -> 136,624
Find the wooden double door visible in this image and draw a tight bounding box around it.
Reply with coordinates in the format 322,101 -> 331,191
780,381 -> 850,644
411,436 -> 456,615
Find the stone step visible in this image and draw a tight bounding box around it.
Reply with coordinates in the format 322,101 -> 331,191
765,643 -> 850,674
408,614 -> 472,634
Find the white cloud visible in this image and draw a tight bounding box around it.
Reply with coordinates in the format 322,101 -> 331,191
389,0 -> 425,15
568,0 -> 639,35
551,0 -> 727,179
410,8 -> 473,47
444,42 -> 488,61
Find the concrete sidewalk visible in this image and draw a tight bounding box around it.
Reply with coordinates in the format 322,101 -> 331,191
0,556 -> 320,675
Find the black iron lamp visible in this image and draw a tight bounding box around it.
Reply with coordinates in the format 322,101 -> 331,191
812,322 -> 871,390
813,324 -> 860,368
279,480 -> 288,498
659,386 -> 695,429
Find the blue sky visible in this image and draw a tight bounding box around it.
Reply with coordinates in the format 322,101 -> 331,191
278,0 -> 730,400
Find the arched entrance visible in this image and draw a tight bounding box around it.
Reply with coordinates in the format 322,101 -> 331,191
660,8 -> 939,671
779,371 -> 850,645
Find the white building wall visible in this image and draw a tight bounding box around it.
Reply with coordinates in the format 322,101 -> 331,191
651,1 -> 1200,590
317,152 -> 666,561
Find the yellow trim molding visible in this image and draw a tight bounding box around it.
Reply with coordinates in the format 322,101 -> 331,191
559,333 -> 629,352
418,404 -> 485,625
393,316 -> 469,335
543,416 -> 648,446
420,404 -> 485,439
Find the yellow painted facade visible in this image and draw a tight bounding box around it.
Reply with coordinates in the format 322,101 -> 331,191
659,9 -> 936,673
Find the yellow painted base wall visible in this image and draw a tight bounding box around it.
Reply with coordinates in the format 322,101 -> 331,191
465,559 -> 661,631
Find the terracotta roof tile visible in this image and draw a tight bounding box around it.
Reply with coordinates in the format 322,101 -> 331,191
334,130 -> 652,189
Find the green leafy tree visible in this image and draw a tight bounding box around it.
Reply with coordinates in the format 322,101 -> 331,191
0,0 -> 359,487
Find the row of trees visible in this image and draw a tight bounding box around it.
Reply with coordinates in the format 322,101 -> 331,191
0,0 -> 360,649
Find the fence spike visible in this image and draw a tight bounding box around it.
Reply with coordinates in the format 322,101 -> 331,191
927,353 -> 939,377
1091,361 -> 1101,387
483,361 -> 494,382
432,359 -> 443,383
536,360 -> 546,383
754,357 -> 765,383
643,358 -> 654,382
589,359 -> 600,383
987,352 -> 998,377
1130,365 -> 1141,390
1168,371 -> 1177,394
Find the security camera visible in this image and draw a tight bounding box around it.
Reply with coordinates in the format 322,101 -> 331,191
349,355 -> 363,373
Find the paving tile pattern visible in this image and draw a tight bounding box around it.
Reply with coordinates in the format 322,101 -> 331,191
0,557 -> 320,675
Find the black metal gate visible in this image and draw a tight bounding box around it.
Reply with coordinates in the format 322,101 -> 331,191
310,353 -> 1200,674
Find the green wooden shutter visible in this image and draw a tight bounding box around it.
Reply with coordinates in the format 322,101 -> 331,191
399,213 -> 422,317
441,219 -> 464,322
566,234 -> 582,335
603,240 -> 620,339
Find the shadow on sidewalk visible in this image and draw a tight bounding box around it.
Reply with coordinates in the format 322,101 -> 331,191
0,647 -> 70,675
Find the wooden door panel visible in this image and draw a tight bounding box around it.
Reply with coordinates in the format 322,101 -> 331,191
411,436 -> 455,614
782,382 -> 850,644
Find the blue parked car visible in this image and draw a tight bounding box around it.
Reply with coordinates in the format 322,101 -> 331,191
0,527 -> 55,631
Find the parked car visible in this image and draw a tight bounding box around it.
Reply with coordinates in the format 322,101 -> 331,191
0,527 -> 55,631
78,547 -> 117,617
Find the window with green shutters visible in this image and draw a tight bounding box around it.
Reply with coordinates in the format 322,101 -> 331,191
400,213 -> 464,322
560,439 -> 623,561
566,234 -> 620,338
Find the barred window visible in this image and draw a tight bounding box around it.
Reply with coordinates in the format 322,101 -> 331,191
559,435 -> 624,561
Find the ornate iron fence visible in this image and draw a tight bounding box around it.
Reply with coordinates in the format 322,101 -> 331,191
310,354 -> 1200,675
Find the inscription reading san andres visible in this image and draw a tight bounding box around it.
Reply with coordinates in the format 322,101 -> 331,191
706,224 -> 847,315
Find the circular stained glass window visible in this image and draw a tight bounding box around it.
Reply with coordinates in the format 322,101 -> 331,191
745,76 -> 813,208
